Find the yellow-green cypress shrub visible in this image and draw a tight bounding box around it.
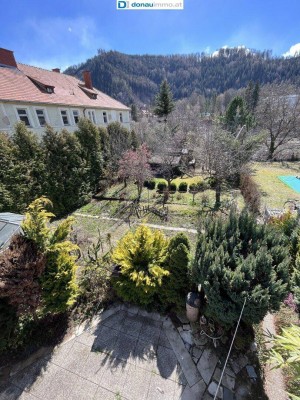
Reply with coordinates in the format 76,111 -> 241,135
112,225 -> 169,306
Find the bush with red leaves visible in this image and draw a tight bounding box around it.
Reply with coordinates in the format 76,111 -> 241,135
0,235 -> 45,315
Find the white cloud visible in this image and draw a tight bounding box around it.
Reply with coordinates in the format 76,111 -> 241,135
283,43 -> 300,58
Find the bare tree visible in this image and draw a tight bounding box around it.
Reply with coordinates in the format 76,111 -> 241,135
255,84 -> 300,160
197,123 -> 261,207
118,144 -> 152,200
151,124 -> 193,191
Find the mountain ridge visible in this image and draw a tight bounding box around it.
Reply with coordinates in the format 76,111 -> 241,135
64,47 -> 300,106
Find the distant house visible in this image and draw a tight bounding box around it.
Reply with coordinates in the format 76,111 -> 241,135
0,213 -> 24,251
149,148 -> 195,174
0,48 -> 130,136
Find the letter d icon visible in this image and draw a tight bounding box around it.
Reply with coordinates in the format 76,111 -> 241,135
118,1 -> 127,8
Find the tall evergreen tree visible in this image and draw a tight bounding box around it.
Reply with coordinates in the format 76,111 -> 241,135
0,133 -> 15,211
75,118 -> 103,193
42,127 -> 89,216
98,126 -> 111,177
193,210 -> 289,328
130,103 -> 139,122
10,123 -> 45,211
154,80 -> 175,121
0,123 -> 45,213
224,96 -> 253,133
106,122 -> 133,173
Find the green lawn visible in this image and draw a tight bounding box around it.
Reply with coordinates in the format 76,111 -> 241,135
252,162 -> 300,209
73,173 -> 247,256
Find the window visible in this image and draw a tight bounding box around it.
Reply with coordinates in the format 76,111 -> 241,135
72,110 -> 80,124
119,112 -> 123,123
36,109 -> 47,127
103,111 -> 108,124
87,110 -> 96,124
17,108 -> 31,126
46,87 -> 54,93
60,110 -> 70,126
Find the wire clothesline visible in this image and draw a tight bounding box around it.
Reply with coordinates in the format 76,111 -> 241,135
213,297 -> 247,400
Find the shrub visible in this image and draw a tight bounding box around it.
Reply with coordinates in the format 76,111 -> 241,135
159,234 -> 191,310
42,238 -> 78,314
269,324 -> 300,400
240,174 -> 261,214
157,182 -> 167,192
76,233 -> 112,317
200,193 -> 210,206
22,197 -> 79,314
0,235 -> 45,315
144,180 -> 156,190
77,261 -> 111,317
197,181 -> 208,191
112,226 -> 169,307
193,210 -> 290,328
169,182 -> 177,192
206,176 -> 217,188
292,249 -> 300,309
148,180 -> 156,190
189,183 -> 198,192
178,182 -> 188,192
0,302 -> 34,353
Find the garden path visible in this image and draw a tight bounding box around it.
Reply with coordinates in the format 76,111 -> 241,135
262,313 -> 288,400
74,213 -> 198,234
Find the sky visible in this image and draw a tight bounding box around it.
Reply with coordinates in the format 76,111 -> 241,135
1,0 -> 300,70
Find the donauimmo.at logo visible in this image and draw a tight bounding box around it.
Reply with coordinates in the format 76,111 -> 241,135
117,0 -> 184,10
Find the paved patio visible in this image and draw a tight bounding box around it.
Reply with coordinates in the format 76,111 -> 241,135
0,305 -> 209,400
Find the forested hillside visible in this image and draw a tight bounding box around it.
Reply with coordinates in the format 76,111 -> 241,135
65,47 -> 300,106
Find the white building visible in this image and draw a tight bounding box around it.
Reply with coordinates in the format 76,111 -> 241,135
0,48 -> 130,136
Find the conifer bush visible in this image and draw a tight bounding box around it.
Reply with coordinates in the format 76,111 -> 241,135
159,233 -> 191,310
148,180 -> 156,190
292,256 -> 300,309
157,182 -> 167,192
22,197 -> 79,314
193,210 -> 290,328
178,182 -> 188,192
169,182 -> 177,192
144,180 -> 156,190
112,226 -> 170,306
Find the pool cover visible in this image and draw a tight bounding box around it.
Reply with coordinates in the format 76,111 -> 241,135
278,176 -> 300,193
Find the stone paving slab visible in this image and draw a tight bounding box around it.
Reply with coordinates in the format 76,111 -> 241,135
122,364 -> 152,400
197,348 -> 219,385
1,306 -> 195,400
163,318 -> 202,388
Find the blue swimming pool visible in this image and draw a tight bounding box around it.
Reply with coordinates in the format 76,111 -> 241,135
278,176 -> 300,193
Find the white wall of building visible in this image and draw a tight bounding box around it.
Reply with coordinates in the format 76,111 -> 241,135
0,102 -> 130,136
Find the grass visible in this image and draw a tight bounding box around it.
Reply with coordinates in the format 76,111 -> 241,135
73,172 -> 247,255
252,162 -> 300,209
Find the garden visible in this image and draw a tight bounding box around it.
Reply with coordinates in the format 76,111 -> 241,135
1,184 -> 300,398
1,84 -> 300,398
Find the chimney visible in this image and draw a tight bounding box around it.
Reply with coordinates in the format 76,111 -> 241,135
83,70 -> 93,89
52,68 -> 60,73
0,48 -> 17,68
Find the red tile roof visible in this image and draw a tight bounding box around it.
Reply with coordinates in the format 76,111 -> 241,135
0,63 -> 129,110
